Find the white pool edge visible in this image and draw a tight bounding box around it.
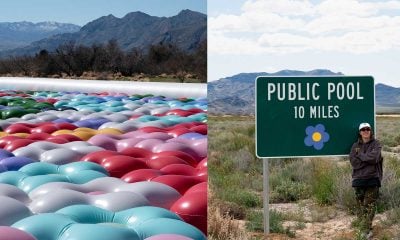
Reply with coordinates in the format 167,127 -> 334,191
0,77 -> 207,98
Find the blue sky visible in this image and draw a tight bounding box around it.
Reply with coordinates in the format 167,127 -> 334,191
208,0 -> 400,87
0,0 -> 206,25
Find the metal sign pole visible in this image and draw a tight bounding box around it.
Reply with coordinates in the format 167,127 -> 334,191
263,158 -> 269,235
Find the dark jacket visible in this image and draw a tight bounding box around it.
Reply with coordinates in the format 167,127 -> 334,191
349,138 -> 383,185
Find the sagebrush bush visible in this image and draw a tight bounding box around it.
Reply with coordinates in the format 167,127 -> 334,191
230,148 -> 254,172
221,189 -> 262,208
332,164 -> 356,211
271,180 -> 310,202
311,159 -> 337,205
377,155 -> 400,212
245,209 -> 295,237
270,159 -> 312,202
217,201 -> 246,219
270,210 -> 295,237
245,210 -> 263,232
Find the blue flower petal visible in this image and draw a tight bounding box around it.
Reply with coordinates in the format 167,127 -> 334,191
322,132 -> 330,143
315,124 -> 325,132
314,141 -> 324,150
305,126 -> 315,135
304,135 -> 314,146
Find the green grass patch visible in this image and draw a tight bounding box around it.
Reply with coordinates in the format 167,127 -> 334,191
245,210 -> 263,232
220,189 -> 262,208
311,159 -> 338,205
245,209 -> 295,237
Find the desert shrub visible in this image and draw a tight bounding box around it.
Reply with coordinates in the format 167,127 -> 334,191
385,207 -> 400,225
380,135 -> 398,147
231,132 -> 255,153
271,180 -> 310,202
245,210 -> 263,232
333,165 -> 356,211
209,130 -> 244,154
208,203 -> 248,240
218,201 -> 247,219
377,155 -> 400,212
230,148 -> 254,172
246,210 -> 295,237
270,159 -> 312,202
382,145 -> 392,152
211,167 -> 261,208
384,154 -> 400,178
221,189 -> 262,208
311,159 -> 337,205
247,173 -> 264,192
280,159 -> 313,182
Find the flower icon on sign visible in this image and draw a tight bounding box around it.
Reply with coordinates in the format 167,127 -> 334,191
304,124 -> 330,150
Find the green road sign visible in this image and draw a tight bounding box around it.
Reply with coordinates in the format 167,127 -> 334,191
256,76 -> 375,158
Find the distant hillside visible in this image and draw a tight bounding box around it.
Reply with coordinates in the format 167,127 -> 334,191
375,83 -> 400,113
375,83 -> 400,106
0,21 -> 80,51
0,10 -> 206,57
209,70 -> 400,115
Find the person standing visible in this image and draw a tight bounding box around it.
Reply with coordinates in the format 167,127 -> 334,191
349,122 -> 383,239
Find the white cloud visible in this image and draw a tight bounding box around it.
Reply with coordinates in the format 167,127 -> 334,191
209,12 -> 306,33
316,0 -> 400,17
242,0 -> 315,16
209,0 -> 400,55
209,33 -> 264,55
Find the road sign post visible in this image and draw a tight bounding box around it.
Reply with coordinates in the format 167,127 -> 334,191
255,76 -> 375,236
263,158 -> 269,234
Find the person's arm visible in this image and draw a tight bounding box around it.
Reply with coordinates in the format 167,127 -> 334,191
358,140 -> 382,165
349,142 -> 364,170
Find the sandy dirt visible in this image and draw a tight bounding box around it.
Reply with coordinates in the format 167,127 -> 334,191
264,201 -> 400,240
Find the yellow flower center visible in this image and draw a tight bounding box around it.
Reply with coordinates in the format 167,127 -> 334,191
312,132 -> 322,142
